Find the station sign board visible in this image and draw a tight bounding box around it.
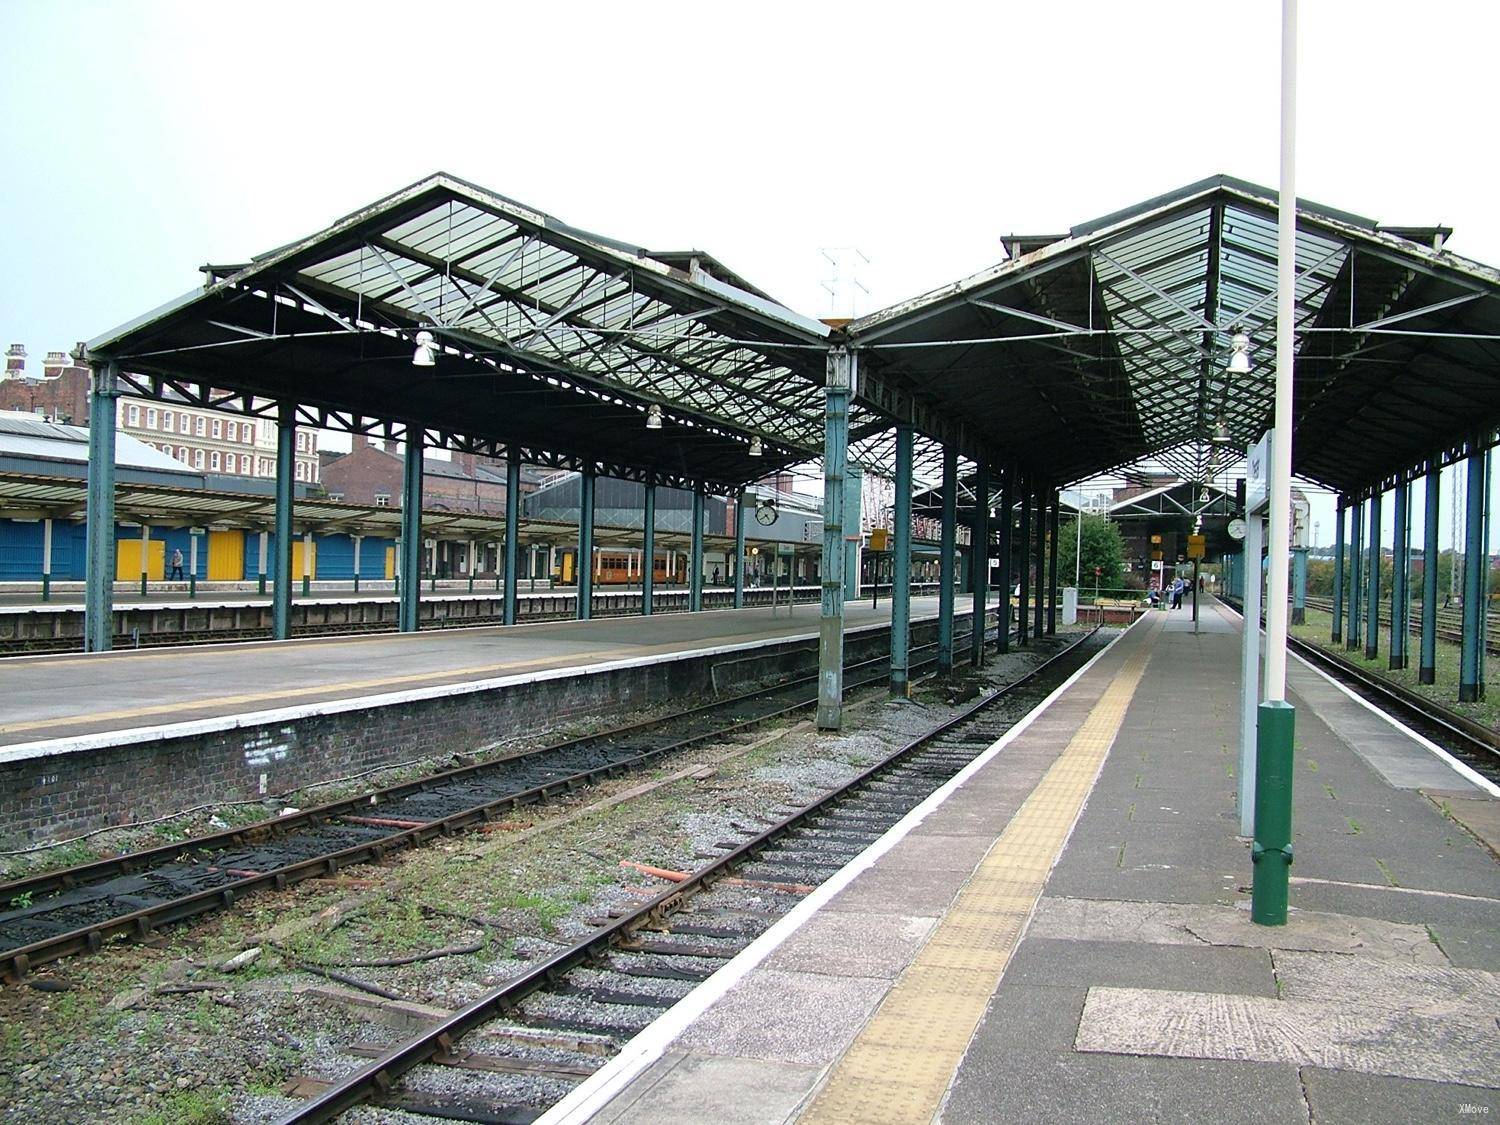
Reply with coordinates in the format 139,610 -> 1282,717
1245,431 -> 1272,515
1186,534 -> 1206,559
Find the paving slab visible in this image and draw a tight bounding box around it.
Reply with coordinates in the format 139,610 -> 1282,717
592,1051 -> 823,1125
1300,1066 -> 1500,1125
1003,936 -> 1277,997
762,911 -> 937,980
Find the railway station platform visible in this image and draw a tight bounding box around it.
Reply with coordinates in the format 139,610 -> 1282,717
0,597 -> 972,846
555,601 -> 1500,1124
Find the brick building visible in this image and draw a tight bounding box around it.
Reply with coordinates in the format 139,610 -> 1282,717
1,344 -> 319,482
320,439 -> 540,514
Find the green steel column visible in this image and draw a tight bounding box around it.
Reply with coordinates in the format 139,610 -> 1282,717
1251,699 -> 1296,925
1391,479 -> 1410,669
733,489 -> 747,609
503,452 -> 520,626
1460,442 -> 1488,701
399,429 -> 423,633
1033,488 -> 1046,639
970,461 -> 988,668
891,425 -> 913,696
1365,490 -> 1382,660
273,402 -> 296,640
578,467 -> 596,621
1420,465 -> 1440,684
1347,499 -> 1363,652
817,348 -> 851,730
40,517 -> 53,602
84,361 -> 120,652
1331,500 -> 1345,642
642,483 -> 656,617
996,467 -> 1013,654
1291,548 -> 1308,625
937,447 -> 956,673
1047,490 -> 1059,635
1018,477 -> 1031,645
689,481 -> 704,613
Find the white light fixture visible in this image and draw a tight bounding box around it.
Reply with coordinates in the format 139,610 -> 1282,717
748,435 -> 763,457
646,403 -> 663,429
412,330 -> 438,368
1227,330 -> 1251,375
1211,416 -> 1235,446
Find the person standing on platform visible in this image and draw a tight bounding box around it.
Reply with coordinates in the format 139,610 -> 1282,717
169,548 -> 185,581
1171,575 -> 1184,609
712,566 -> 721,587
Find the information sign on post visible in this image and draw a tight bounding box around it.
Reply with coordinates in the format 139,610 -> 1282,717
1245,431 -> 1273,515
1186,534 -> 1206,559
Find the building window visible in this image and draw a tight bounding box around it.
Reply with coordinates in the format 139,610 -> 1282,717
195,416 -> 205,436
240,453 -> 251,474
295,461 -> 305,481
212,418 -> 222,439
374,493 -> 391,507
225,421 -> 236,442
127,404 -> 140,425
258,458 -> 270,475
163,412 -> 175,432
194,449 -> 205,468
180,412 -> 190,432
329,492 -> 344,502
210,451 -> 221,471
177,446 -> 188,461
146,408 -> 158,429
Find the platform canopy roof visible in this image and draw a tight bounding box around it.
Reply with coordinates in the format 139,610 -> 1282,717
848,175 -> 1500,498
86,173 -> 855,493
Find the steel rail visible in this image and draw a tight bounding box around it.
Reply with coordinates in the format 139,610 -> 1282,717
278,626 -> 1101,1125
0,616 -> 1006,978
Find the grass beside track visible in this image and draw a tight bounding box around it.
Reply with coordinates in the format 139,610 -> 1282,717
1290,606 -> 1500,731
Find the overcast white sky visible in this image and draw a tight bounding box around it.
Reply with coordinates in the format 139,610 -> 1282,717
2,0 -> 1495,547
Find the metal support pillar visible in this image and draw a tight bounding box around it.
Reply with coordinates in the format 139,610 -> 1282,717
257,531 -> 268,597
642,483 -> 656,616
1033,489 -> 1046,639
399,429 -> 423,633
937,448 -> 956,673
138,523 -> 149,596
1365,490 -> 1382,660
970,461 -> 988,668
1420,466 -> 1440,684
84,362 -> 119,652
1238,513 -> 1264,838
891,425 -> 913,696
1391,480 -> 1410,669
689,482 -> 704,613
1331,500 -> 1344,642
733,490 -> 747,609
41,517 -> 53,602
817,348 -> 852,730
188,532 -> 198,598
503,452 -> 520,625
352,536 -> 362,594
1047,489 -> 1059,635
273,402 -> 296,640
1460,442 -> 1489,702
996,467 -> 1013,654
1347,499 -> 1363,652
578,466 -> 596,621
1018,477 -> 1031,645
1291,549 -> 1307,626
302,531 -> 313,598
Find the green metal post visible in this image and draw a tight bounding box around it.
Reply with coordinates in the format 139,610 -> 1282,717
996,467 -> 1012,653
84,361 -> 119,652
139,523 -> 149,597
1460,442 -> 1488,701
891,425 -> 913,696
1331,500 -> 1344,642
937,447 -> 956,673
1365,490 -> 1381,660
817,349 -> 851,730
257,531 -> 267,597
1291,548 -> 1307,625
733,489 -> 747,609
40,517 -> 52,602
1251,699 -> 1296,925
1347,498 -> 1363,652
1033,487 -> 1046,639
1018,476 -> 1031,645
689,481 -> 704,613
352,535 -> 362,595
642,483 -> 656,617
399,429 -> 423,633
578,466 -> 596,621
1391,479 -> 1409,669
302,532 -> 313,598
188,531 -> 198,599
1047,491 -> 1059,635
504,452 -> 520,626
970,461 -> 988,667
273,402 -> 295,640
1420,464 -> 1440,684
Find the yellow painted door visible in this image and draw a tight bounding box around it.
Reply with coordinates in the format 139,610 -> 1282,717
292,541 -> 317,580
206,529 -> 244,581
385,547 -> 396,580
116,539 -> 166,581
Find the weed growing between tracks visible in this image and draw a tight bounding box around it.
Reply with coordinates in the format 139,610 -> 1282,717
0,631 -> 1092,1124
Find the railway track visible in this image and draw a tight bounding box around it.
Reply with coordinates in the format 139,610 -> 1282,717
0,618 -> 999,978
275,625 -> 1107,1124
1225,598 -> 1499,778
1303,595 -> 1499,655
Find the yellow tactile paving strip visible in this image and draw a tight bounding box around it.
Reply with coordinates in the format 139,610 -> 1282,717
800,614 -> 1161,1124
